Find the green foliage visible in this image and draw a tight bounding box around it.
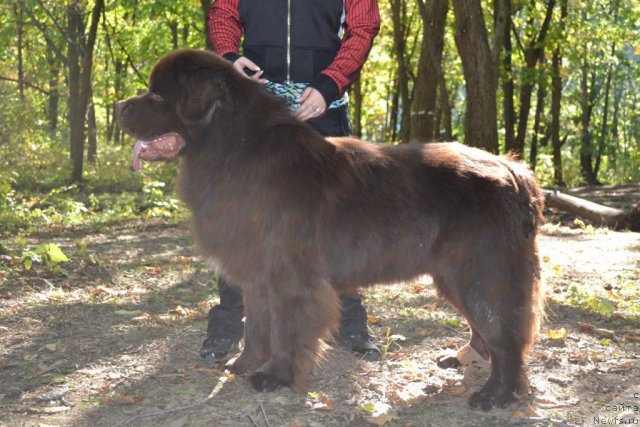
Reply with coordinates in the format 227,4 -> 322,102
568,283 -> 616,316
1,0 -> 639,191
21,242 -> 69,275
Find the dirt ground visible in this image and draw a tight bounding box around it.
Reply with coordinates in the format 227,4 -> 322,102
1,186 -> 639,427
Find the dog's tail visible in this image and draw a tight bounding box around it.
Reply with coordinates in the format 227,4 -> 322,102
504,155 -> 546,355
503,155 -> 545,239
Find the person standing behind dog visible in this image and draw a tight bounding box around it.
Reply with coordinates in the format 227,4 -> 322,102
202,0 -> 381,363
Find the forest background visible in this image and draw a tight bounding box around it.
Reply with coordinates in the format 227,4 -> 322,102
1,0 -> 639,202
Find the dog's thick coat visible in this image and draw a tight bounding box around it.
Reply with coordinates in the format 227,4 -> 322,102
116,49 -> 544,410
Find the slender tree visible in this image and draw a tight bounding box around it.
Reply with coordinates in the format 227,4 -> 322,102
410,0 -> 448,143
512,0 -> 555,157
550,0 -> 568,186
452,0 -> 508,153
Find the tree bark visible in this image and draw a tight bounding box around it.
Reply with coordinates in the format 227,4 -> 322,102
529,73 -> 547,169
351,77 -> 363,138
87,94 -> 97,163
579,60 -> 598,185
47,50 -> 60,133
13,3 -> 25,104
502,12 -> 515,153
68,0 -> 104,182
390,0 -> 412,143
543,189 -> 639,231
411,0 -> 448,143
550,0 -> 567,186
452,0 -> 500,153
201,0 -> 213,49
512,0 -> 555,157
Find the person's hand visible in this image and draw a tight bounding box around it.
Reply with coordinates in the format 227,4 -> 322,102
232,56 -> 267,83
295,87 -> 327,121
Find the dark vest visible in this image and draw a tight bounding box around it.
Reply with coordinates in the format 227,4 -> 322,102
238,0 -> 345,83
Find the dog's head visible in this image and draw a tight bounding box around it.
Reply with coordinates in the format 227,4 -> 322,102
115,49 -> 236,171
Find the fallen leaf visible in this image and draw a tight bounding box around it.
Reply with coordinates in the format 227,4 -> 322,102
22,353 -> 36,361
410,284 -> 425,294
577,322 -> 594,331
547,328 -> 567,340
305,392 -> 335,411
131,312 -> 151,322
196,300 -> 210,314
367,402 -> 398,426
89,288 -> 107,296
622,334 -> 640,342
144,266 -> 161,276
43,342 -> 58,352
176,256 -> 193,265
368,315 -> 382,325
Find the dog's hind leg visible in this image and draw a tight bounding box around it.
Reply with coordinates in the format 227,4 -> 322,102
249,275 -> 340,392
466,259 -> 538,410
436,252 -> 539,410
227,284 -> 270,375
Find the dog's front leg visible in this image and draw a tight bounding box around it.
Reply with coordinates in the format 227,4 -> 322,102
227,284 -> 270,375
249,272 -> 340,392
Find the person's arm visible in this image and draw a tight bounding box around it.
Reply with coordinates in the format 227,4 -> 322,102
208,1 -> 265,81
310,0 -> 381,105
208,0 -> 242,63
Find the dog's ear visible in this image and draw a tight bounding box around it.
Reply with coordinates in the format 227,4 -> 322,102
176,67 -> 228,125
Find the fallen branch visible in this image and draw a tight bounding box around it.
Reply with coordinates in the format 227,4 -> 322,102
542,188 -> 640,231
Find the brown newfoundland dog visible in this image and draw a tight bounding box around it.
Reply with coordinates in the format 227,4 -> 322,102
116,49 -> 544,410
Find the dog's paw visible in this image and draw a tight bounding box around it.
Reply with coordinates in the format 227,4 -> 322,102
436,354 -> 462,369
468,384 -> 516,411
249,371 -> 283,392
227,352 -> 263,375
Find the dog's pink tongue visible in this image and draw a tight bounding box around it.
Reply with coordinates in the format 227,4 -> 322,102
132,140 -> 145,172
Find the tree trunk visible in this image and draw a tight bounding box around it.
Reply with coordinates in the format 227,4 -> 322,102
529,74 -> 547,169
68,0 -> 104,183
452,0 -> 500,153
389,74 -> 400,142
502,8 -> 515,153
550,0 -> 567,186
46,50 -> 60,132
579,60 -> 598,185
351,77 -> 363,138
594,61 -> 613,178
609,84 -> 622,168
87,94 -> 97,163
543,189 -> 639,231
201,0 -> 213,49
411,0 -> 448,143
390,0 -> 411,143
512,0 -> 555,157
13,3 -> 25,104
168,20 -> 179,50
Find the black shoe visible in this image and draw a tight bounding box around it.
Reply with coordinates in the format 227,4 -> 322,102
339,295 -> 381,361
339,332 -> 381,361
200,305 -> 244,363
